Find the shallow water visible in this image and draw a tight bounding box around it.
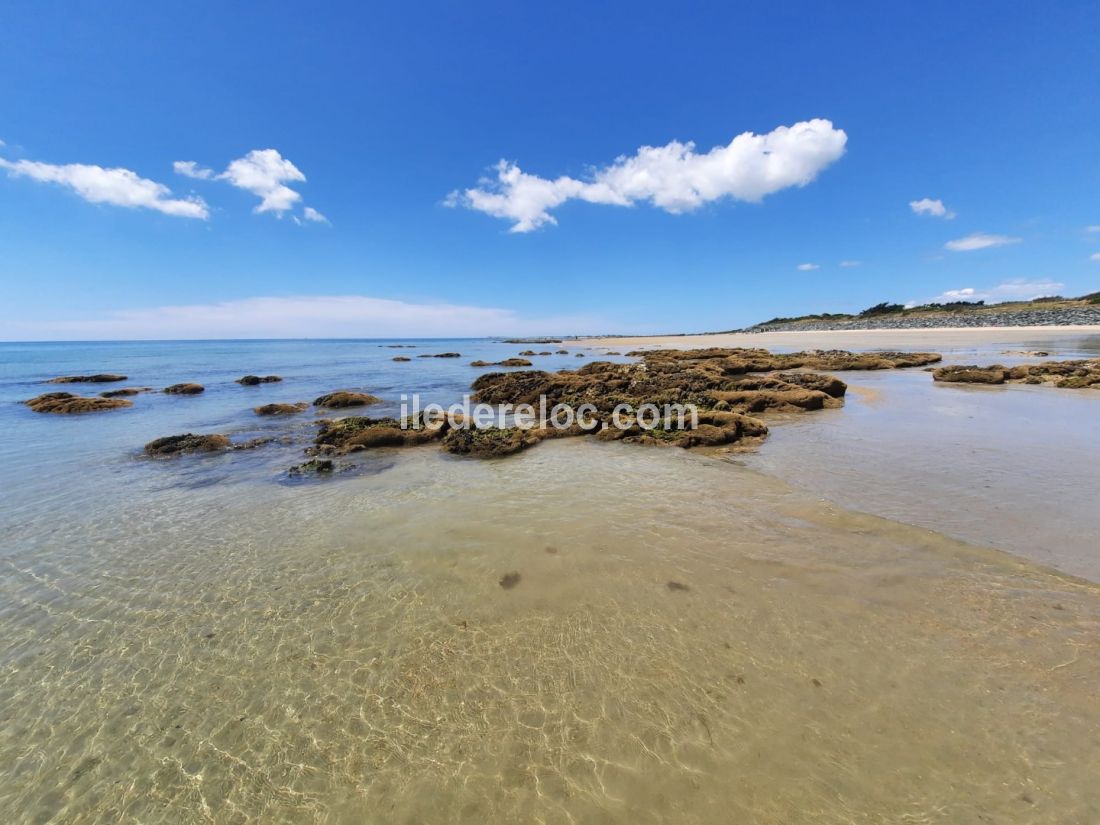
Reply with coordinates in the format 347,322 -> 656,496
2,338 -> 1099,823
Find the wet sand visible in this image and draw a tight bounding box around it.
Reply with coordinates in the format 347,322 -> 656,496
578,324 -> 1100,352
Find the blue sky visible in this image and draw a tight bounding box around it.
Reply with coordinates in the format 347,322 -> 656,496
2,0 -> 1099,339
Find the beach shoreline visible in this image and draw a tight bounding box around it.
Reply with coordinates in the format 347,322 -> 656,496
576,324 -> 1100,351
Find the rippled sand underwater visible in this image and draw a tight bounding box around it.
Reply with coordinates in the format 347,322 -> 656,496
3,440 -> 1098,824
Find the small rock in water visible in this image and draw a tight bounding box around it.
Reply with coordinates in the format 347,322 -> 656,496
667,581 -> 691,592
499,572 -> 522,589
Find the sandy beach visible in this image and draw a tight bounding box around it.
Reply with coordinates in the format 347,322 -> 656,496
578,324 -> 1100,352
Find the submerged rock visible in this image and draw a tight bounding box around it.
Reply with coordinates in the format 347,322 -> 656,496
288,458 -> 334,474
144,433 -> 231,456
442,426 -> 545,457
164,383 -> 205,395
99,387 -> 151,398
25,392 -> 133,414
392,356 -> 411,362
313,391 -> 382,408
46,374 -> 127,384
254,402 -> 308,415
237,375 -> 282,385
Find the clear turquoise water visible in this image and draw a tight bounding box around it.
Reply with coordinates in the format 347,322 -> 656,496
2,336 -> 1099,823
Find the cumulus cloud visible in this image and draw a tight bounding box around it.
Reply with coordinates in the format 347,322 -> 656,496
0,155 -> 208,218
909,198 -> 955,219
944,232 -> 1021,252
174,149 -> 320,219
173,160 -> 214,180
302,206 -> 329,224
2,295 -> 612,340
839,260 -> 862,268
449,119 -> 847,232
914,279 -> 1064,306
796,263 -> 820,271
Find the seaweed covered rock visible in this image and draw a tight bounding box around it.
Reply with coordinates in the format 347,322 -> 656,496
46,374 -> 127,384
772,372 -> 847,398
313,416 -> 446,453
470,358 -> 533,367
313,391 -> 382,408
164,383 -> 205,395
442,426 -> 545,457
288,458 -> 334,475
144,433 -> 231,456
99,387 -> 151,398
934,359 -> 1100,389
417,352 -> 462,358
254,402 -> 308,415
932,365 -> 1007,384
392,356 -> 411,362
237,375 -> 282,385
25,392 -> 133,414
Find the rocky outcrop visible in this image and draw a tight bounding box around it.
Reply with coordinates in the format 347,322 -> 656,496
99,387 -> 152,398
417,352 -> 462,358
164,383 -> 205,395
470,358 -> 533,367
392,356 -> 411,362
312,416 -> 446,453
144,433 -> 231,455
237,375 -> 282,385
312,391 -> 382,408
254,402 -> 308,415
25,392 -> 133,414
46,374 -> 127,384
934,359 -> 1100,388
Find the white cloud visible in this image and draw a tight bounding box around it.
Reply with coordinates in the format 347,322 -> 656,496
796,263 -> 820,271
173,160 -> 214,180
450,119 -> 847,232
909,198 -> 955,219
1,295 -> 613,340
915,279 -> 1064,306
174,149 -> 326,221
216,149 -> 305,215
1085,225 -> 1100,233
1090,252 -> 1100,262
839,260 -> 862,268
944,232 -> 1021,252
0,155 -> 208,218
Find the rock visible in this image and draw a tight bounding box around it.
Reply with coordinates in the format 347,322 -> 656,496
442,426 -> 545,457
392,356 -> 411,362
313,391 -> 382,408
606,351 -> 622,355
254,402 -> 308,415
932,365 -> 1007,384
237,375 -> 282,385
417,352 -> 462,358
538,351 -> 552,356
556,350 -> 569,354
288,458 -> 334,474
575,353 -> 585,357
99,387 -> 152,398
932,359 -> 1100,388
470,358 -> 533,367
518,350 -> 537,356
25,392 -> 133,414
771,372 -> 848,398
46,374 -> 127,384
499,572 -> 522,589
144,433 -> 231,456
164,383 -> 205,394
313,415 -> 446,453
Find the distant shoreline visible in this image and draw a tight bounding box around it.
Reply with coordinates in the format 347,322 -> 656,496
577,324 -> 1100,352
